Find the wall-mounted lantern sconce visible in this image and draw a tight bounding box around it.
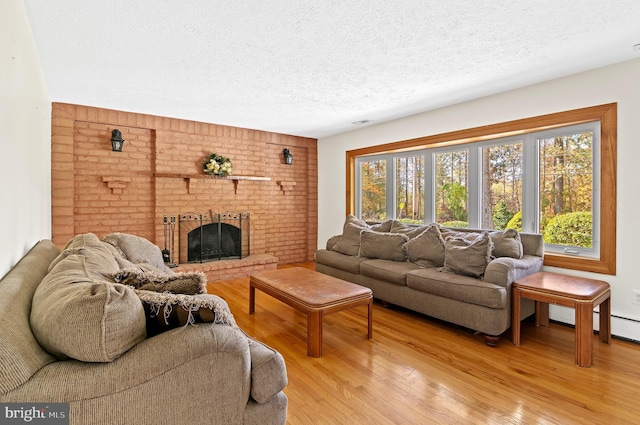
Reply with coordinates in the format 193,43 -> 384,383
110,129 -> 125,152
283,148 -> 293,165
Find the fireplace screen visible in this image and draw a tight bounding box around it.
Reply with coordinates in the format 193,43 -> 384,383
179,211 -> 250,263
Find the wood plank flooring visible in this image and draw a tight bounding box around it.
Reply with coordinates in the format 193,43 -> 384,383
207,262 -> 640,425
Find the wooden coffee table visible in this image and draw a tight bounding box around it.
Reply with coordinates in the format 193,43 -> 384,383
512,271 -> 611,367
249,267 -> 373,357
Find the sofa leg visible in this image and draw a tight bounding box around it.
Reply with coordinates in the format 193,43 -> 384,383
483,335 -> 500,347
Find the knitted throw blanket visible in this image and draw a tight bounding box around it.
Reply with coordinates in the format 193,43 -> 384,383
135,290 -> 237,329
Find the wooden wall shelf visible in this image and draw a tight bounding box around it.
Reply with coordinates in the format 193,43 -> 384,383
154,173 -> 271,194
154,172 -> 271,181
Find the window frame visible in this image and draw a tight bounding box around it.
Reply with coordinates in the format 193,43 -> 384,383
346,103 -> 617,275
529,122 -> 600,258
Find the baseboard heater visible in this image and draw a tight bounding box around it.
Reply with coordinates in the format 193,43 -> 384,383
549,313 -> 640,344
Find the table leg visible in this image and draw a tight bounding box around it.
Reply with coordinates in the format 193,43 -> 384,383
535,301 -> 550,327
249,285 -> 255,315
576,301 -> 594,367
599,294 -> 612,344
307,311 -> 323,357
512,288 -> 521,345
367,299 -> 373,339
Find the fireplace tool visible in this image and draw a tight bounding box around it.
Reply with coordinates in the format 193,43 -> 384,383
168,215 -> 177,268
162,215 -> 171,264
162,215 -> 178,268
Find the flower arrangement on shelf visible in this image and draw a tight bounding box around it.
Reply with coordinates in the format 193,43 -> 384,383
203,153 -> 233,177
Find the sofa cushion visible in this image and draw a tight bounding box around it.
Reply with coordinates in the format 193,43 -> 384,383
103,232 -> 173,274
406,268 -> 507,309
31,253 -> 147,362
403,224 -> 445,267
489,229 -> 524,259
360,259 -> 420,285
443,232 -> 494,277
315,249 -> 369,274
359,230 -> 409,261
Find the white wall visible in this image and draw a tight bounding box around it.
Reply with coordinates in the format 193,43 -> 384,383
318,58 -> 640,341
0,0 -> 51,277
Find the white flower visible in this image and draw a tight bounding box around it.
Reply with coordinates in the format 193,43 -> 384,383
204,153 -> 232,176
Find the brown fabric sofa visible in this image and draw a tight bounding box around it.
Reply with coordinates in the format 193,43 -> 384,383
315,217 -> 544,345
0,235 -> 288,425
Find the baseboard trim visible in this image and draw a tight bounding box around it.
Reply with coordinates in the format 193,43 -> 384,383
549,305 -> 640,343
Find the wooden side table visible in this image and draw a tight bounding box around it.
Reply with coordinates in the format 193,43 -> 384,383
512,271 -> 611,367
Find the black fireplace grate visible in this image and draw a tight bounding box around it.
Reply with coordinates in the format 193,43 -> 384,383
179,211 -> 250,264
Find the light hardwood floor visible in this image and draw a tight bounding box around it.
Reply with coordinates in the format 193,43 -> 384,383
208,262 -> 640,425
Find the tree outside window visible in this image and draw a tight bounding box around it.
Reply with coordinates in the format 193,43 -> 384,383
481,142 -> 523,230
395,156 -> 424,224
360,159 -> 386,222
538,131 -> 593,248
435,150 -> 468,227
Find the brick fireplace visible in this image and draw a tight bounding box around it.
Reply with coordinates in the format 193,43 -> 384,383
50,103 -> 318,281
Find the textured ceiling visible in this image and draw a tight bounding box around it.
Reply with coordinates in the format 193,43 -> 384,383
23,1 -> 640,139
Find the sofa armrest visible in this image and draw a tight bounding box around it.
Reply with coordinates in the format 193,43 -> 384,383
520,232 -> 545,257
244,333 -> 288,404
2,324 -> 253,423
483,255 -> 544,288
325,235 -> 341,250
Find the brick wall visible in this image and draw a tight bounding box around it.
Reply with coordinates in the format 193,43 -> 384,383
51,103 -> 318,277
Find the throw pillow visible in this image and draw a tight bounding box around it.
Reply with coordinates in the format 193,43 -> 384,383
439,227 -> 460,240
330,215 -> 395,256
343,214 -> 369,230
103,233 -> 173,274
390,221 -> 429,239
370,219 -> 393,232
489,229 -> 524,259
442,232 -> 494,277
31,254 -> 147,362
332,222 -> 367,256
440,228 -> 482,242
113,267 -> 207,295
135,290 -> 236,337
359,230 -> 409,261
47,233 -> 120,279
403,224 -> 446,267
330,215 -> 394,254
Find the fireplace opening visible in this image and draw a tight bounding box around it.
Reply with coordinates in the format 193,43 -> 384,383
179,211 -> 250,264
188,223 -> 240,262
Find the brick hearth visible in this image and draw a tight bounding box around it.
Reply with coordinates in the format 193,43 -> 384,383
176,254 -> 278,282
50,103 -> 318,281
